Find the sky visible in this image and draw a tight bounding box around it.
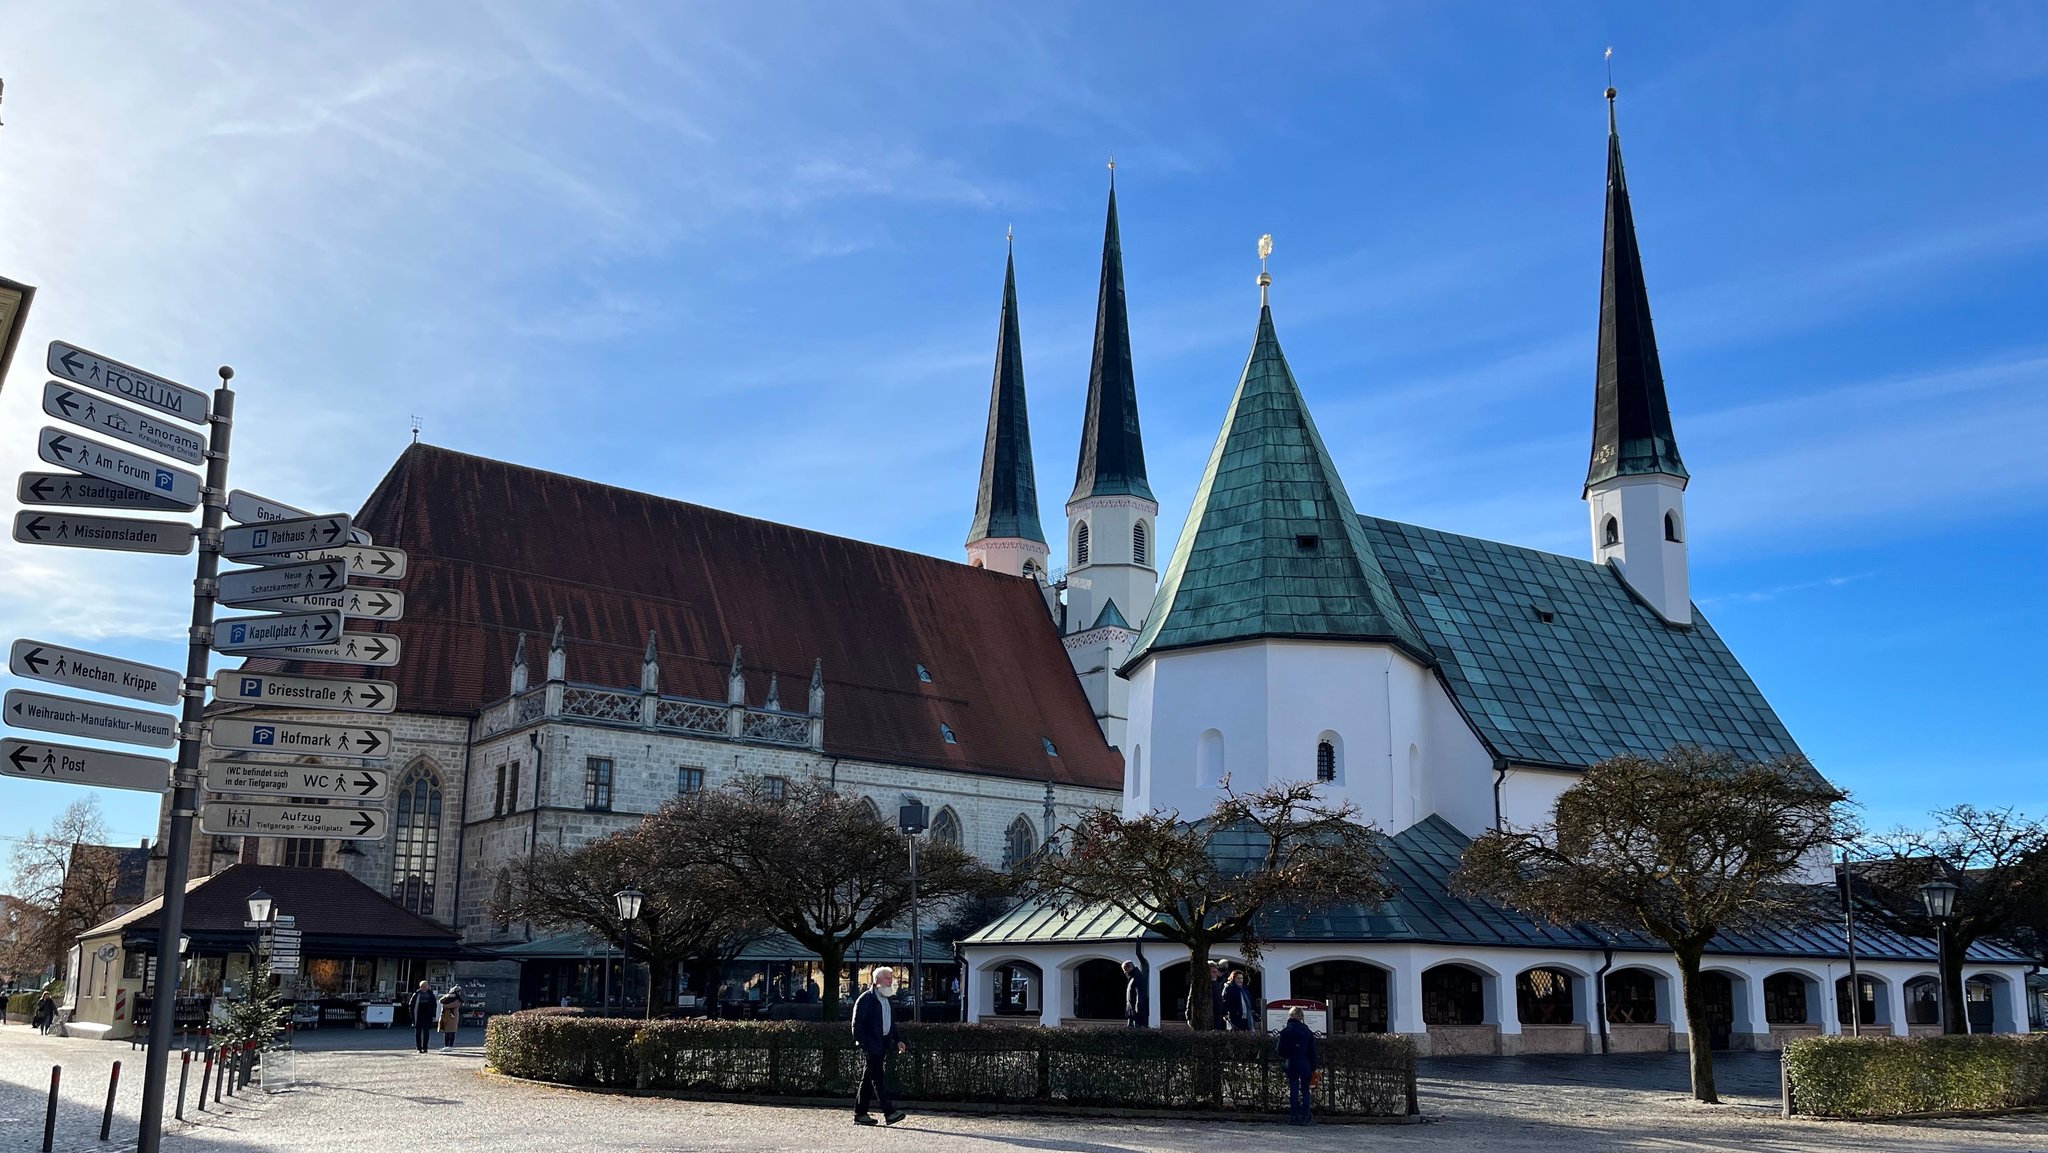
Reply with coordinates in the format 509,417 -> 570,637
0,2 -> 2043,854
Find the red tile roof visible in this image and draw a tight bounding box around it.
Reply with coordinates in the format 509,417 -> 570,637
250,444 -> 1121,791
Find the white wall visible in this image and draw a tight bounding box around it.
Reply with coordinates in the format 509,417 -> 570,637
1587,473 -> 1690,626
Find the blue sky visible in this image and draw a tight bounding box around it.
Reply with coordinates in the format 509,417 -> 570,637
1,2 -> 2044,851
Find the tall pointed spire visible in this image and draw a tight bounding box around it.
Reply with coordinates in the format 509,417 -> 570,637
966,237 -> 1046,547
1071,181 -> 1152,503
1586,86 -> 1687,494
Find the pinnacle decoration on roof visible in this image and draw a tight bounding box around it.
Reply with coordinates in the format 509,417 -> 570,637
765,673 -> 782,712
966,241 -> 1047,546
1585,85 -> 1688,494
546,617 -> 566,682
1070,181 -> 1153,504
641,630 -> 659,693
727,645 -> 746,705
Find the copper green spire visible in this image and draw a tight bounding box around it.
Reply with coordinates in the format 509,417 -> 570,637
967,240 -> 1045,546
1586,87 -> 1688,493
1071,182 -> 1153,504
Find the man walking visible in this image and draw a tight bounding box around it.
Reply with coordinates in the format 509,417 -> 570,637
1122,960 -> 1149,1028
409,980 -> 436,1054
851,966 -> 908,1126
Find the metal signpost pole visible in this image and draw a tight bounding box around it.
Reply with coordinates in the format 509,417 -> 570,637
136,368 -> 234,1153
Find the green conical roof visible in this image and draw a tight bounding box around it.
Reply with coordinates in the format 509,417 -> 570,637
967,246 -> 1045,545
1123,306 -> 1430,672
1088,598 -> 1130,631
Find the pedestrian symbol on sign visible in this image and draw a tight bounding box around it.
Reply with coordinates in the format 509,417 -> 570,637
252,726 -> 276,746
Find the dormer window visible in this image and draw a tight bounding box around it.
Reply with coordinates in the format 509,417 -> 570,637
1295,534 -> 1319,551
916,664 -> 932,683
1042,737 -> 1058,756
941,723 -> 958,744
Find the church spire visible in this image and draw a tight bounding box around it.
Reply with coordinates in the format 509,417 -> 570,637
1071,180 -> 1152,503
1585,86 -> 1687,494
966,237 -> 1045,549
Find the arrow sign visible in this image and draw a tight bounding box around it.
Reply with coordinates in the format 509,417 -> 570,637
256,632 -> 401,667
46,340 -> 209,427
5,688 -> 178,748
213,610 -> 342,653
203,760 -> 390,801
41,381 -> 205,465
209,717 -> 390,759
37,427 -> 202,508
226,490 -> 372,546
260,586 -> 404,622
8,640 -> 181,705
220,515 -> 352,562
200,801 -> 387,840
17,471 -> 199,513
12,510 -> 195,556
215,673 -> 397,714
216,559 -> 349,609
273,544 -> 406,580
1,737 -> 171,793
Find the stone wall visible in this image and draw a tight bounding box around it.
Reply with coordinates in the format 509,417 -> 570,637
1514,1023 -> 1587,1055
1426,1024 -> 1499,1056
1604,1022 -> 1673,1053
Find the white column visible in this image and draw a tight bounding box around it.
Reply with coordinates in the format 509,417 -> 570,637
1821,970 -> 1842,1035
1390,954 -> 1427,1035
1039,960 -> 1063,1028
1741,967 -> 1770,1045
1146,957 -> 1163,1028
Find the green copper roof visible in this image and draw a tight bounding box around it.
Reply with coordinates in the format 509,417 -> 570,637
967,247 -> 1046,545
1070,186 -> 1153,504
1088,598 -> 1130,631
1123,305 -> 1430,671
1586,95 -> 1687,493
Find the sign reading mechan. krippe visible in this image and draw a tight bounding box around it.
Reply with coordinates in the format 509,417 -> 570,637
215,673 -> 396,714
8,640 -> 181,706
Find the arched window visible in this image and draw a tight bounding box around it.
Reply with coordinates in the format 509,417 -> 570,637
859,797 -> 883,823
391,763 -> 443,916
1132,521 -> 1148,565
1021,560 -> 1040,582
1517,967 -> 1575,1024
1764,973 -> 1810,1025
930,807 -> 961,847
1074,522 -> 1090,566
1422,964 -> 1487,1026
1664,511 -> 1681,542
1602,516 -> 1620,547
1197,729 -> 1224,788
1905,976 -> 1940,1025
1003,816 -> 1037,871
1605,969 -> 1660,1024
1316,740 -> 1336,783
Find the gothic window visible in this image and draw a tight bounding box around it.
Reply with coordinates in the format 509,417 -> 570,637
860,797 -> 884,823
1316,740 -> 1336,783
494,764 -> 507,817
391,763 -> 443,916
1003,816 -> 1037,871
282,838 -> 325,869
930,807 -> 961,847
1664,511 -> 1682,542
506,764 -> 519,813
1603,516 -> 1620,547
1132,521 -> 1148,565
677,766 -> 705,794
584,757 -> 613,811
1075,522 -> 1090,566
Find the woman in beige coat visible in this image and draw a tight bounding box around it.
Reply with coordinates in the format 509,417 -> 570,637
436,988 -> 463,1049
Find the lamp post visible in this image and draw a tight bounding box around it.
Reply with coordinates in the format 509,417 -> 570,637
1920,878 -> 1959,1034
898,803 -> 928,1023
614,887 -> 646,1020
245,890 -> 274,995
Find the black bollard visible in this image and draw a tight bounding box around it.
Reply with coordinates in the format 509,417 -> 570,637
218,1046 -> 230,1101
197,1048 -> 213,1112
101,1060 -> 121,1141
176,1050 -> 191,1120
43,1066 -> 61,1153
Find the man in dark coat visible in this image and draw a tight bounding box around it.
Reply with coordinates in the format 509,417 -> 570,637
1274,1006 -> 1318,1124
1122,960 -> 1149,1027
1208,963 -> 1229,1030
850,967 -> 907,1126
408,980 -> 437,1053
1223,969 -> 1256,1031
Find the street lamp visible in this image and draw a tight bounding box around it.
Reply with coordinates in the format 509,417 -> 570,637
1920,879 -> 1960,1034
614,887 -> 646,1020
898,802 -> 929,1023
245,889 -> 274,995
245,890 -> 274,925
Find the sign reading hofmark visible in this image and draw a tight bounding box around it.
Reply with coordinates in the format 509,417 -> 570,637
215,673 -> 396,714
46,340 -> 209,427
37,427 -> 202,508
41,381 -> 205,465
209,717 -> 390,759
216,559 -> 348,609
203,760 -> 389,801
257,633 -> 400,667
220,515 -> 351,562
4,688 -> 178,748
12,510 -> 195,556
226,490 -> 372,546
212,610 -> 340,653
17,471 -> 198,513
200,801 -> 386,840
260,586 -> 403,622
8,640 -> 181,706
275,544 -> 405,580
1,736 -> 171,793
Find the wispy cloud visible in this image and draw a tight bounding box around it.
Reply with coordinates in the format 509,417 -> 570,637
1697,572 -> 1878,609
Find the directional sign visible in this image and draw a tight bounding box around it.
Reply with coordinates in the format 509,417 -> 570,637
212,610 -> 341,654
216,559 -> 348,609
278,544 -> 406,580
200,801 -> 386,840
220,515 -> 352,562
261,586 -> 404,622
37,427 -> 202,508
13,510 -> 194,556
209,717 -> 390,759
9,640 -> 181,706
215,673 -> 397,714
41,381 -> 205,465
4,688 -> 178,748
47,341 -> 209,426
226,490 -> 372,546
204,760 -> 389,801
1,737 -> 170,793
17,471 -> 198,513
257,632 -> 401,667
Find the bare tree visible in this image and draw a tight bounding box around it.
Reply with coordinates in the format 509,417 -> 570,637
5,799 -> 125,973
1456,748 -> 1846,1104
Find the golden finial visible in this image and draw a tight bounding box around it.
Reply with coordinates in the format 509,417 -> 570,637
1107,154 -> 1116,187
1257,234 -> 1273,306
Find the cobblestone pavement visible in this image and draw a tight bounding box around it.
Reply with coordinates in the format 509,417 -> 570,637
7,1020 -> 2048,1152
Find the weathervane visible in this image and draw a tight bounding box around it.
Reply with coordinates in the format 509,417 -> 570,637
409,414 -> 422,444
1257,234 -> 1273,306
1604,47 -> 1618,127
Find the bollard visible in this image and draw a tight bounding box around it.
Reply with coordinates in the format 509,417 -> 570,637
197,1048 -> 213,1112
1779,1049 -> 1794,1118
176,1050 -> 191,1120
43,1065 -> 60,1153
101,1059 -> 121,1141
219,1046 -> 231,1100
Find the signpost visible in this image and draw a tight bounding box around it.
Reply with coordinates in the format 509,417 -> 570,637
203,760 -> 389,801
208,717 -> 390,759
215,559 -> 348,609
226,489 -> 371,545
4,688 -> 178,748
17,471 -> 198,513
46,340 -> 209,426
199,802 -> 387,840
275,543 -> 405,580
213,673 -> 398,714
8,640 -> 182,706
211,610 -> 341,653
37,427 -> 202,507
260,585 -> 403,622
0,737 -> 171,792
253,633 -> 400,667
41,381 -> 205,465
12,510 -> 194,555
220,515 -> 351,562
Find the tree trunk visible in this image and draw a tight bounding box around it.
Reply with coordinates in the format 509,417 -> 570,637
1673,946 -> 1719,1104
1184,941 -> 1214,1031
1943,934 -> 1971,1035
817,940 -> 846,1021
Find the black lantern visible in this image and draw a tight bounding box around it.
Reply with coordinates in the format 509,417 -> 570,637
246,889 -> 274,924
614,887 -> 644,922
1919,879 -> 1959,921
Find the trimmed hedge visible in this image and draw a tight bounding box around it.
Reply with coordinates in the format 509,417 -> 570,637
487,1012 -> 1415,1117
1784,1035 -> 2048,1118
6,991 -> 39,1020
